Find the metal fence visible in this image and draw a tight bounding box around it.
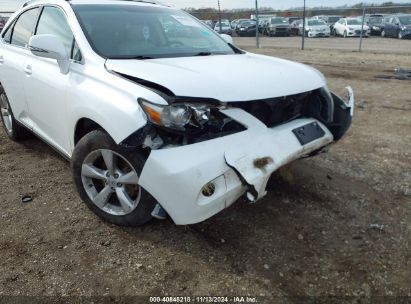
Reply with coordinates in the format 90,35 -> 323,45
189,5 -> 411,54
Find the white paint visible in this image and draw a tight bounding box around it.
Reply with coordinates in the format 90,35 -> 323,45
0,0 -> 355,226
106,53 -> 326,102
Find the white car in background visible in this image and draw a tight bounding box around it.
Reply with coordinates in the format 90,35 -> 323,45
299,19 -> 331,37
0,0 -> 354,227
334,18 -> 370,37
214,21 -> 232,35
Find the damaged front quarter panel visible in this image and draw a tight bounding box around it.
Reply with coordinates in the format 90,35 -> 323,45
136,87 -> 354,225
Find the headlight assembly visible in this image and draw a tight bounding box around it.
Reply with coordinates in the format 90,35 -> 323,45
139,98 -> 212,131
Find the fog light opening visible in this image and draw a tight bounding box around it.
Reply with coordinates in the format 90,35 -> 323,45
201,182 -> 216,197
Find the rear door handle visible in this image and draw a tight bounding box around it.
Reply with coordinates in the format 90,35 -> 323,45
0,55 -> 4,64
24,65 -> 32,76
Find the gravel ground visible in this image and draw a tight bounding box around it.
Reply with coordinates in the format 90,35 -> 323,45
0,48 -> 410,303
234,36 -> 411,54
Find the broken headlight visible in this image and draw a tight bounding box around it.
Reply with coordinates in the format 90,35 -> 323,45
139,98 -> 213,131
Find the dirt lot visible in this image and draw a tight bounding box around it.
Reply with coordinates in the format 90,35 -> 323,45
0,48 -> 410,303
234,36 -> 411,54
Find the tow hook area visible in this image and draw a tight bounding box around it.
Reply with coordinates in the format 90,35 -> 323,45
245,156 -> 274,203
328,86 -> 355,141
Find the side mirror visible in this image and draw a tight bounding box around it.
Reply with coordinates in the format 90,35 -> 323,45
29,34 -> 70,74
221,33 -> 233,44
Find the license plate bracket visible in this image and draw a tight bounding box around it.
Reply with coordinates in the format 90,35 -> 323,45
292,122 -> 326,145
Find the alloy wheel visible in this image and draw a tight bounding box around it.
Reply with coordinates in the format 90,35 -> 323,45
0,93 -> 13,135
81,149 -> 142,216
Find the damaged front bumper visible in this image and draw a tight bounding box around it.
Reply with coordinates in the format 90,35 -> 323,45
139,87 -> 355,225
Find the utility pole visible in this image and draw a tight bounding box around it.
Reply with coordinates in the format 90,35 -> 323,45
302,0 -> 306,50
359,5 -> 366,52
255,0 -> 260,48
218,0 -> 222,33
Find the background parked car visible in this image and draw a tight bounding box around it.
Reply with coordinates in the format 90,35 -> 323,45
258,18 -> 269,33
333,18 -> 370,37
299,19 -> 330,37
233,19 -> 248,30
287,17 -> 302,24
264,17 -> 290,36
381,14 -> 411,39
323,15 -> 343,34
290,19 -> 302,36
365,14 -> 385,35
214,21 -> 232,35
0,16 -> 9,32
236,20 -> 257,36
202,20 -> 213,28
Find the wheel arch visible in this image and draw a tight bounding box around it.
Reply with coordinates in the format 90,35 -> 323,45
74,118 -> 105,146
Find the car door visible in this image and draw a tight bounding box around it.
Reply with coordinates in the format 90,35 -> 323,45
0,7 -> 40,129
386,17 -> 395,37
335,20 -> 343,35
393,17 -> 400,37
23,5 -> 80,155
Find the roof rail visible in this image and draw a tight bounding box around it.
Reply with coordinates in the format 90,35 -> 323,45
22,0 -> 166,8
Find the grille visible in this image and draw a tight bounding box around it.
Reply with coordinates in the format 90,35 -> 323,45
231,89 -> 331,128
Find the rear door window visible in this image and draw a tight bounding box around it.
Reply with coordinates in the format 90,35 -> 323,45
11,8 -> 40,47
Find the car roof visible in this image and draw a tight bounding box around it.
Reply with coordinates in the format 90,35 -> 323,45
24,0 -> 166,8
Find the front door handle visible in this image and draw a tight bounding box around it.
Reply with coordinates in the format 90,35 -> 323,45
24,65 -> 32,76
0,55 -> 4,64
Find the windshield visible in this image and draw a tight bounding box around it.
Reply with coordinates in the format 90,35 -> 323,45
347,19 -> 362,25
369,17 -> 383,24
271,18 -> 288,24
328,16 -> 341,23
308,20 -> 326,26
215,22 -> 230,27
242,21 -> 256,27
73,4 -> 235,59
399,16 -> 411,24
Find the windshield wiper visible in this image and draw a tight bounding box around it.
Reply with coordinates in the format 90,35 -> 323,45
130,55 -> 155,60
193,52 -> 213,56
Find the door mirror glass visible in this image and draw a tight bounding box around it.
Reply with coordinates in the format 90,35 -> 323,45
29,34 -> 70,74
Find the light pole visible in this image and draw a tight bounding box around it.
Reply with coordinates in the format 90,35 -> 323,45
255,0 -> 260,48
218,0 -> 222,33
302,0 -> 306,50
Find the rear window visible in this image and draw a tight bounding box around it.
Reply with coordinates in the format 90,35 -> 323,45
11,8 -> 39,47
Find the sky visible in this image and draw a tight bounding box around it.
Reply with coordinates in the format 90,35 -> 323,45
0,0 -> 410,11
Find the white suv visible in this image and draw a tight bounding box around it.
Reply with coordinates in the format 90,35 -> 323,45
0,0 -> 354,226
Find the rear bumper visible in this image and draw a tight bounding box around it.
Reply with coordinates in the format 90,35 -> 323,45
139,88 -> 355,225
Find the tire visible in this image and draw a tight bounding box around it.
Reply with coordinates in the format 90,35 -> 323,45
71,130 -> 157,227
381,30 -> 386,38
0,87 -> 29,141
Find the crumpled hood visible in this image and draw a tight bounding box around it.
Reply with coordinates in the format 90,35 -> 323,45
106,53 -> 326,102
